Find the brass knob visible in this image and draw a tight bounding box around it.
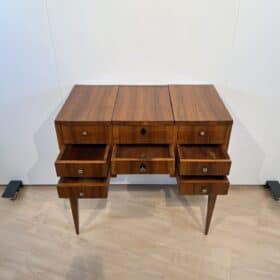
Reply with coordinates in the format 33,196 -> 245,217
201,188 -> 208,194
199,130 -> 206,136
77,169 -> 84,175
82,131 -> 88,136
79,192 -> 84,197
139,163 -> 146,173
202,167 -> 208,173
140,128 -> 147,135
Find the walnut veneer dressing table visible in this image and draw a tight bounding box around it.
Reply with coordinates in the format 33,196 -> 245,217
55,85 -> 233,235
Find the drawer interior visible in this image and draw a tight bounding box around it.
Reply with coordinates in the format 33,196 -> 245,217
58,176 -> 109,187
178,145 -> 229,161
112,144 -> 174,160
57,144 -> 109,161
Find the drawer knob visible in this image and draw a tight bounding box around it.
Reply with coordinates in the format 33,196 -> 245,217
201,187 -> 208,194
82,131 -> 88,136
139,163 -> 147,173
79,192 -> 84,197
202,167 -> 208,173
140,128 -> 147,135
77,169 -> 84,175
199,130 -> 206,136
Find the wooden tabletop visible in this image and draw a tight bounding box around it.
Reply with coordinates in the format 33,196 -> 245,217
55,85 -> 118,124
56,84 -> 232,124
112,86 -> 174,124
169,85 -> 232,123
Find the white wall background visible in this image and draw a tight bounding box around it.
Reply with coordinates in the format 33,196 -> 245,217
0,0 -> 279,185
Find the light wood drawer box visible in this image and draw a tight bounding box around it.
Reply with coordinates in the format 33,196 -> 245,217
60,124 -> 111,144
177,125 -> 229,144
111,144 -> 175,175
57,177 -> 109,198
113,125 -> 174,144
55,144 -> 110,178
177,145 -> 231,176
177,176 -> 229,195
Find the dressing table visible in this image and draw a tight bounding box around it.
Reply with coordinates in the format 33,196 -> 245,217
54,85 -> 232,234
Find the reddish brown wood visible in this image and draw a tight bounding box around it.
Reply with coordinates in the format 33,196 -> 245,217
177,145 -> 231,176
169,85 -> 233,123
177,125 -> 229,144
112,86 -> 174,124
113,125 -> 174,144
69,194 -> 79,234
60,124 -> 112,144
205,194 -> 217,235
56,85 -> 118,124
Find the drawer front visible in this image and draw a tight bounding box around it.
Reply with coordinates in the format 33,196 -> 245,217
177,125 -> 228,144
113,125 -> 174,144
57,186 -> 108,199
179,161 -> 231,176
55,162 -> 108,177
61,124 -> 111,144
178,177 -> 229,195
112,160 -> 173,174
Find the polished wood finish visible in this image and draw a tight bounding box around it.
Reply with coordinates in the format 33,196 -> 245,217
56,85 -> 118,124
177,145 -> 231,176
169,85 -> 232,123
69,195 -> 79,234
111,145 -> 175,175
176,124 -> 229,144
54,84 -> 233,235
60,124 -> 112,144
55,145 -> 110,177
177,176 -> 229,195
113,125 -> 174,144
112,86 -> 173,124
205,194 -> 217,235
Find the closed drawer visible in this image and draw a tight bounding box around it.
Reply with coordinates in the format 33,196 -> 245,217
177,125 -> 229,144
177,176 -> 229,195
60,124 -> 111,144
57,177 -> 109,198
113,125 -> 174,144
55,144 -> 110,177
177,145 -> 231,176
111,144 -> 175,175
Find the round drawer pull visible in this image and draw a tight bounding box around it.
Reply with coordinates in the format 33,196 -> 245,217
140,128 -> 147,135
201,187 -> 208,194
79,192 -> 84,197
77,169 -> 84,175
82,131 -> 88,136
202,167 -> 208,173
139,163 -> 147,173
199,130 -> 206,136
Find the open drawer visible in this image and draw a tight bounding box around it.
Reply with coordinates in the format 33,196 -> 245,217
57,177 -> 109,199
177,176 -> 229,195
177,145 -> 231,176
111,144 -> 175,175
55,144 -> 110,178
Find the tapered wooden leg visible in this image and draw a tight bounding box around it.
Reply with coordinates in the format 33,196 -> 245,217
205,194 -> 217,235
69,195 -> 79,234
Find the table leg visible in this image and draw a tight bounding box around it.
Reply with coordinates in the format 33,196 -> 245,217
69,195 -> 79,234
205,194 -> 217,235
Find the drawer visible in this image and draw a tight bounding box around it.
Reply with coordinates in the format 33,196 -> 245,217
113,125 -> 174,144
57,177 -> 109,198
177,176 -> 229,195
60,124 -> 111,144
177,125 -> 229,144
177,145 -> 231,176
111,144 -> 175,175
55,144 -> 110,177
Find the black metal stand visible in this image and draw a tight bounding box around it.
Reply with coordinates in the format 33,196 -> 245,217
265,181 -> 280,201
2,180 -> 23,200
